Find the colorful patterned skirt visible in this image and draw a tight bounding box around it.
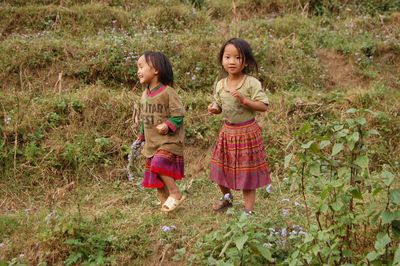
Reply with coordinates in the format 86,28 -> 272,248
210,118 -> 270,190
142,149 -> 184,188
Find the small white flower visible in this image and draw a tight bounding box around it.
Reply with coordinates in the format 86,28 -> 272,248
294,201 -> 301,207
223,193 -> 232,201
299,231 -> 307,236
281,228 -> 287,237
161,225 -> 176,232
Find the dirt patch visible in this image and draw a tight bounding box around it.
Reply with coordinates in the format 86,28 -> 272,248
317,48 -> 369,89
375,45 -> 400,89
391,12 -> 400,24
184,146 -> 211,178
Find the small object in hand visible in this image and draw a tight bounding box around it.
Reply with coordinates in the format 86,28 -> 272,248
209,102 -> 222,114
156,123 -> 168,135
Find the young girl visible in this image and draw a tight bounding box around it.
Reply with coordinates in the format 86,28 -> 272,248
208,38 -> 271,215
133,51 -> 186,212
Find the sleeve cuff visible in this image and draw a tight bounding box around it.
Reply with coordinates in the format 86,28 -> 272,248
164,120 -> 177,133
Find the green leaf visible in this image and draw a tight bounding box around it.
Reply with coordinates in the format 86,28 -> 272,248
347,140 -> 356,151
342,249 -> 352,257
374,233 -> 391,250
234,235 -> 248,250
394,245 -> 400,265
255,244 -> 272,261
346,118 -> 355,127
309,163 -> 320,176
382,170 -> 395,186
393,220 -> 400,238
284,153 -> 293,169
64,252 -> 83,266
350,132 -> 360,142
331,200 -> 344,212
304,234 -> 314,243
356,117 -> 367,125
349,187 -> 363,200
319,140 -> 331,149
366,251 -> 380,262
337,129 -> 349,138
301,141 -> 314,149
354,155 -> 369,169
381,210 -> 400,225
331,143 -> 344,156
338,167 -> 351,179
372,187 -> 383,196
330,179 -> 344,188
390,189 -> 400,205
334,124 -> 344,131
346,108 -> 357,114
320,203 -> 329,213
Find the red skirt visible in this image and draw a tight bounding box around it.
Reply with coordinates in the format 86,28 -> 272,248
210,119 -> 270,190
142,149 -> 184,189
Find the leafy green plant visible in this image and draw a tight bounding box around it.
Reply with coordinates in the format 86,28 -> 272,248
284,108 -> 399,264
191,212 -> 275,265
42,212 -> 115,266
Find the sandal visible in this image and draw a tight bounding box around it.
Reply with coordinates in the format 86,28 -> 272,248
212,193 -> 233,211
244,209 -> 255,216
156,191 -> 168,205
161,195 -> 186,212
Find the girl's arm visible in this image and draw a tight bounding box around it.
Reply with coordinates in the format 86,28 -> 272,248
157,89 -> 185,135
165,116 -> 184,133
158,116 -> 184,135
137,121 -> 145,141
231,90 -> 269,112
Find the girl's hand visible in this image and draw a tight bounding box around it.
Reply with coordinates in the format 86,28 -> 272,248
231,90 -> 247,105
156,123 -> 169,135
208,103 -> 222,114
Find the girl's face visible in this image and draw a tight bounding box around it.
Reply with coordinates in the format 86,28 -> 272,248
137,55 -> 159,86
222,44 -> 246,76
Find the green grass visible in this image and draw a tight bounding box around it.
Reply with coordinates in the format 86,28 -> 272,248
1,0 -> 400,264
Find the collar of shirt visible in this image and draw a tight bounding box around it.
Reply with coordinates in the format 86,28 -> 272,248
147,84 -> 166,97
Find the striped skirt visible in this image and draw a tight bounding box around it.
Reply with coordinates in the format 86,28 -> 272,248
210,119 -> 270,190
142,149 -> 184,188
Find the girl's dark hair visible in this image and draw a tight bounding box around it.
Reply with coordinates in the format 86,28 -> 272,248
218,38 -> 258,74
143,51 -> 174,86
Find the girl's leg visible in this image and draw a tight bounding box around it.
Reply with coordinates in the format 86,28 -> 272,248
213,185 -> 233,211
218,184 -> 231,196
156,186 -> 169,204
159,175 -> 182,200
243,189 -> 256,212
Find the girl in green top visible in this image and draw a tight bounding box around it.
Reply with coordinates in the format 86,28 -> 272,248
208,38 -> 271,215
133,51 -> 186,212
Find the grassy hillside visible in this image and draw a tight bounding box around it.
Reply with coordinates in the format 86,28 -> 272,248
1,0 -> 399,265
